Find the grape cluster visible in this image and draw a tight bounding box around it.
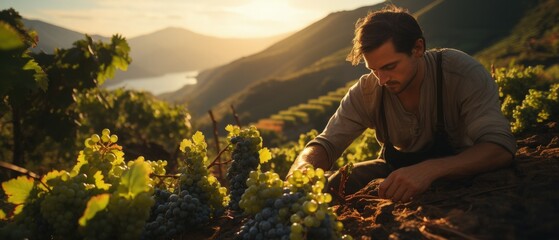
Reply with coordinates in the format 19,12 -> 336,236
77,128 -> 125,184
142,190 -> 210,239
0,190 -> 51,240
226,126 -> 264,211
236,166 -> 353,240
239,170 -> 284,214
82,191 -> 154,240
0,130 -> 161,239
40,173 -> 96,239
237,205 -> 291,240
141,131 -> 228,239
178,131 -> 228,214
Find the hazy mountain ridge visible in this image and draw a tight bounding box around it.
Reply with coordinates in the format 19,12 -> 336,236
23,19 -> 109,53
20,18 -> 287,84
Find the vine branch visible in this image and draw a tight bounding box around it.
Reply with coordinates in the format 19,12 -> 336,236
0,161 -> 50,191
207,143 -> 232,169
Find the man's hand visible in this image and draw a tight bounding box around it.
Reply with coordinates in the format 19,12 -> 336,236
378,161 -> 437,202
378,142 -> 514,202
286,144 -> 331,180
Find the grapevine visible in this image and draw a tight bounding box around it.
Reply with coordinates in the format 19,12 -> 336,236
226,125 -> 271,212
236,166 -> 353,240
142,131 -> 229,239
1,129 -> 157,239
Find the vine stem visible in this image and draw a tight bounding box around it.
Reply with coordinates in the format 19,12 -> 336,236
208,110 -> 223,181
338,163 -> 354,197
230,104 -> 241,127
0,161 -> 51,191
207,143 -> 232,169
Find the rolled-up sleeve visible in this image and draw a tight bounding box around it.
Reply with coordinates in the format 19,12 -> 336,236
308,77 -> 373,165
458,65 -> 517,156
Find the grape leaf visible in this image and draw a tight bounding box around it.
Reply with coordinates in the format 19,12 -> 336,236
2,176 -> 34,204
259,148 -> 272,164
225,124 -> 240,136
192,131 -> 205,145
79,193 -> 110,226
40,170 -> 68,191
94,171 -> 111,190
0,22 -> 24,50
0,209 -> 6,220
118,158 -> 152,199
72,151 -> 88,176
225,124 -> 235,133
23,57 -> 48,91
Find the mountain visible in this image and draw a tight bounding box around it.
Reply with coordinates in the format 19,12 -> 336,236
20,19 -> 287,84
162,0 -> 535,131
114,27 -> 289,82
23,19 -> 109,53
474,0 -> 559,68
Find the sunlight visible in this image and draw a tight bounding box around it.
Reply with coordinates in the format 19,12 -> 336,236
228,0 -> 304,21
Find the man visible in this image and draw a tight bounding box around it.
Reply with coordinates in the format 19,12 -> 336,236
287,5 -> 516,202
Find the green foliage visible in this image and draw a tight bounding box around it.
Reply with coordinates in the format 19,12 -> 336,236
336,129 -> 381,169
262,129 -> 319,179
493,65 -> 545,120
0,21 -> 24,50
0,8 -> 132,170
511,83 -> 559,133
491,64 -> 558,134
76,88 -> 191,166
0,130 -> 158,239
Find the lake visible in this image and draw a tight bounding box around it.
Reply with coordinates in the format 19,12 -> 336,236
104,71 -> 198,95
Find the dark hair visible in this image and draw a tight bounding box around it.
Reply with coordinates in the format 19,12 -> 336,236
347,5 -> 425,65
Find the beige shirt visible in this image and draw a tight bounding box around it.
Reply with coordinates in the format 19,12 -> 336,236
311,48 -> 517,165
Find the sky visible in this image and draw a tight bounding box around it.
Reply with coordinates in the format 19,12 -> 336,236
2,0 -> 385,39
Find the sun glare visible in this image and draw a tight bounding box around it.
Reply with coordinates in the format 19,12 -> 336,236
228,0 -> 303,21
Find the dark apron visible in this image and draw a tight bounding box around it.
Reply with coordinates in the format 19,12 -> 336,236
380,51 -> 456,170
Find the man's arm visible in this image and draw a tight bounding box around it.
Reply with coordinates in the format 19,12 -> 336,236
378,142 -> 513,202
286,144 -> 331,178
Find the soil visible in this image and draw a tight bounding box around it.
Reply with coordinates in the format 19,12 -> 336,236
184,122 -> 559,240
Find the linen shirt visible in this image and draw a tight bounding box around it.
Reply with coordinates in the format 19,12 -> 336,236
310,48 -> 517,166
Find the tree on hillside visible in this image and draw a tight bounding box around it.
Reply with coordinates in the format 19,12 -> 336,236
0,8 -> 130,168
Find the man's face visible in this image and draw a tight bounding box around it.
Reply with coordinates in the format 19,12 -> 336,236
363,40 -> 422,95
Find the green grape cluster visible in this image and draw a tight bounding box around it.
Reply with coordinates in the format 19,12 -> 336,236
146,159 -> 169,188
226,125 -> 266,211
1,129 -> 156,240
40,173 -> 97,239
236,166 -> 352,240
240,170 -> 284,214
0,187 -> 51,240
77,128 -> 126,185
83,191 -> 154,240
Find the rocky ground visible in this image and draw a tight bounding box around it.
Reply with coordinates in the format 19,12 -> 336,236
186,122 -> 559,239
